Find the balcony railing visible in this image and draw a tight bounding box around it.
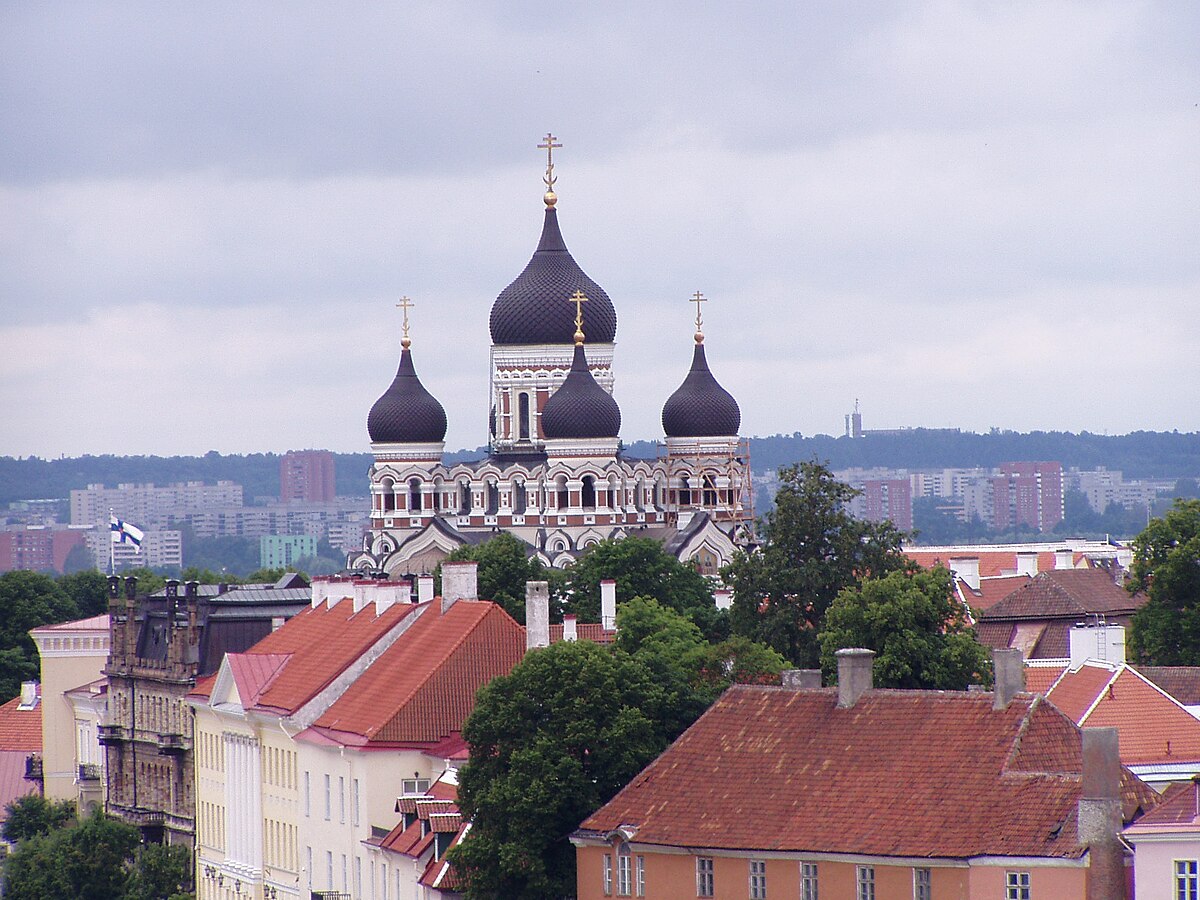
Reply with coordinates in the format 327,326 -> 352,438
156,732 -> 187,755
24,754 -> 43,780
78,762 -> 102,781
312,893 -> 353,900
98,724 -> 127,745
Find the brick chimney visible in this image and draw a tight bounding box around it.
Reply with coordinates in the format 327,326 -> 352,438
949,557 -> 980,591
835,648 -> 875,708
1078,727 -> 1125,900
993,648 -> 1025,710
600,579 -> 617,631
441,560 -> 478,613
526,581 -> 550,652
781,669 -> 822,689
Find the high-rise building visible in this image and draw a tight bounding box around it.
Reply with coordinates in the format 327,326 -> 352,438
994,461 -> 1063,532
280,450 -> 336,504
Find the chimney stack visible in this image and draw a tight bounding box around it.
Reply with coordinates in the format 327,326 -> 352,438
124,575 -> 138,601
19,681 -> 38,709
417,573 -> 434,605
1078,727 -> 1125,900
1055,548 -> 1075,570
563,614 -> 578,642
600,579 -> 617,631
1016,551 -> 1039,578
835,648 -> 875,708
949,557 -> 980,591
526,581 -> 550,652
993,648 -> 1025,709
781,669 -> 822,689
441,560 -> 478,613
713,589 -> 732,611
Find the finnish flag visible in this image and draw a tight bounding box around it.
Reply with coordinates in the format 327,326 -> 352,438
110,515 -> 145,548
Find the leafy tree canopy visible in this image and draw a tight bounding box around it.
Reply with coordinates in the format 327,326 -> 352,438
442,533 -> 556,624
724,461 -> 913,667
1129,499 -> 1200,665
564,536 -> 713,624
1,795 -> 74,843
453,641 -> 671,899
0,571 -> 79,701
56,569 -> 109,617
818,566 -> 992,690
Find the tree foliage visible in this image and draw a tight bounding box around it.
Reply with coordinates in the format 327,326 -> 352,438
442,533 -> 556,624
724,461 -> 913,666
1128,499 -> 1200,665
453,641 -> 672,899
564,536 -> 713,625
818,566 -> 992,690
1,795 -> 74,843
0,571 -> 79,701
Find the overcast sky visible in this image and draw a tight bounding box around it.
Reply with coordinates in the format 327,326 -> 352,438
1,2 -> 1197,459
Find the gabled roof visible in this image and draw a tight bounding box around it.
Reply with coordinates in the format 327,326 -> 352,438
1126,778 -> 1200,833
1140,667 -> 1200,706
305,601 -> 524,745
1045,663 -> 1200,766
957,575 -> 1030,613
0,693 -> 41,752
979,569 -> 1142,622
578,685 -> 1154,860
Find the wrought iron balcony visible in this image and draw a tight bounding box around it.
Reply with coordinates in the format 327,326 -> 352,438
24,754 -> 42,780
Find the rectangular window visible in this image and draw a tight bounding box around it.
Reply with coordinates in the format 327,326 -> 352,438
382,863 -> 388,900
801,862 -> 818,900
750,859 -> 767,899
324,773 -> 331,820
696,856 -> 714,897
325,850 -> 333,889
857,865 -> 875,900
617,852 -> 632,896
1177,861 -> 1199,900
402,777 -> 431,795
339,775 -> 345,823
636,855 -> 645,897
341,854 -> 348,891
1006,871 -> 1031,900
353,778 -> 361,827
306,846 -> 312,888
304,770 -> 311,816
603,854 -> 613,896
914,867 -> 931,900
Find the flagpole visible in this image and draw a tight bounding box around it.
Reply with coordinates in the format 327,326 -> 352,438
109,507 -> 115,576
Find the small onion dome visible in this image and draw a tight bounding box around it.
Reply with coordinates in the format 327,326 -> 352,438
367,347 -> 447,444
489,207 -> 617,345
541,343 -> 621,440
661,343 -> 741,437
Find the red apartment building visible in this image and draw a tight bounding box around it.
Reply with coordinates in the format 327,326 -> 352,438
280,449 -> 336,503
992,461 -> 1064,532
863,478 -> 913,532
0,528 -> 86,574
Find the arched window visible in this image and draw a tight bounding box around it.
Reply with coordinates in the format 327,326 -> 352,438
459,481 -> 472,515
581,475 -> 597,510
486,479 -> 500,515
555,475 -> 569,510
518,392 -> 531,441
703,474 -> 718,506
408,478 -> 422,513
680,476 -> 692,506
607,474 -> 620,510
381,477 -> 396,512
432,477 -> 444,511
634,477 -> 645,512
513,478 -> 527,514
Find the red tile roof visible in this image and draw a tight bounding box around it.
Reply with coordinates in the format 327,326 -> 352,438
228,653 -> 290,707
0,694 -> 41,752
1024,664 -> 1067,695
308,601 -> 524,745
579,685 -> 1154,859
29,613 -> 110,633
907,550 -> 1080,579
547,623 -> 616,644
1140,667 -> 1200,706
1045,664 -> 1116,721
979,569 -> 1142,622
1126,778 -> 1200,831
1078,667 -> 1200,766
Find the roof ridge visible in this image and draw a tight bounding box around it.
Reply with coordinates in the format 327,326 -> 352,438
1073,665 -> 1120,724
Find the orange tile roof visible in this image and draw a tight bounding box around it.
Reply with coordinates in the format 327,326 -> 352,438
1024,664 -> 1067,695
980,569 -> 1142,621
0,695 -> 41,752
1127,778 -> 1200,831
547,622 -> 616,644
309,601 -> 524,745
1080,667 -> 1200,766
228,653 -> 290,707
579,686 -> 1154,859
907,550 -> 1078,579
1045,664 -> 1117,721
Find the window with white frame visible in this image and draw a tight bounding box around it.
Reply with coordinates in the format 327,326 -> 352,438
914,867 -> 931,900
603,854 -> 613,896
857,865 -> 875,900
617,843 -> 632,896
353,778 -> 360,827
402,777 -> 430,795
636,855 -> 645,897
324,773 -> 331,820
339,775 -> 345,823
303,770 -> 311,816
800,861 -> 818,900
696,856 -> 714,897
1006,871 -> 1031,900
749,859 -> 767,899
1177,860 -> 1199,900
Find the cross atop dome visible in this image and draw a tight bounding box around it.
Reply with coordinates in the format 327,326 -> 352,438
539,132 -> 562,208
691,291 -> 707,344
568,289 -> 588,345
395,296 -> 414,349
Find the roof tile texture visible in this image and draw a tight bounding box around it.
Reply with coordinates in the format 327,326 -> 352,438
0,696 -> 41,752
980,569 -> 1141,621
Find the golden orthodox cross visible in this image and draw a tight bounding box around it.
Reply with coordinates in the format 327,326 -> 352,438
396,296 -> 414,343
539,133 -> 562,189
691,290 -> 707,332
569,289 -> 588,343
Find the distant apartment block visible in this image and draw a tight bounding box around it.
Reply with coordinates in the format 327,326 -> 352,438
280,449 -> 336,503
70,481 -> 244,528
863,478 -> 912,531
0,526 -> 87,574
187,499 -> 369,543
260,534 -> 317,569
993,461 -> 1063,532
84,526 -> 183,572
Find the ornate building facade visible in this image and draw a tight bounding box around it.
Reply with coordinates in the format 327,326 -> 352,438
350,140 -> 752,576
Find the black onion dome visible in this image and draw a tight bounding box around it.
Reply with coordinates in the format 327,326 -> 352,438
489,208 -> 617,345
541,344 -> 621,440
367,348 -> 448,443
661,343 -> 741,437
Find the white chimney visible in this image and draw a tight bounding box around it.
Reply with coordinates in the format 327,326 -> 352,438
1069,623 -> 1126,667
18,681 -> 38,710
600,579 -> 617,631
835,648 -> 875,709
1056,548 -> 1075,570
526,581 -> 550,652
1016,551 -> 1039,578
950,557 -> 980,591
713,589 -> 732,611
563,614 -> 578,642
352,581 -> 371,613
442,560 -> 478,613
417,573 -> 434,604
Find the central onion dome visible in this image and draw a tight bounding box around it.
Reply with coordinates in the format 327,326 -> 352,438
541,342 -> 621,440
367,343 -> 447,444
489,207 -> 617,345
662,341 -> 741,438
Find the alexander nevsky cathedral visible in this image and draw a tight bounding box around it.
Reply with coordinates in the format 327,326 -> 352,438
348,137 -> 753,577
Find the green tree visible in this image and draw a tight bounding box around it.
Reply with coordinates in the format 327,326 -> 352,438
1129,499 -> 1200,665
0,571 -> 79,701
818,566 -> 992,689
724,461 -> 913,667
694,635 -> 789,696
564,536 -> 713,624
125,841 -> 193,900
1,795 -> 74,843
452,641 -> 670,899
1,810 -> 140,900
441,533 -> 554,624
57,569 -> 110,617
118,567 -> 166,596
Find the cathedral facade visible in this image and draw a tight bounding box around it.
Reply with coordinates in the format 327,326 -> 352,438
349,143 -> 752,577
